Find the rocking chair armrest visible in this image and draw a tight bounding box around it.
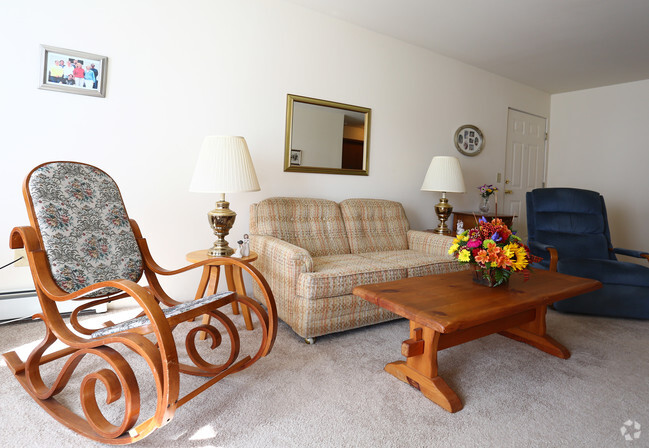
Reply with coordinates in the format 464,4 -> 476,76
141,249 -> 218,276
37,277 -> 153,304
10,226 -> 42,252
128,218 -> 217,276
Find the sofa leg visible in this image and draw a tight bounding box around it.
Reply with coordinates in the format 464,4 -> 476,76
304,337 -> 316,345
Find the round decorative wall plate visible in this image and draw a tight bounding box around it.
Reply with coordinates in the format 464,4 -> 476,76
454,125 -> 484,156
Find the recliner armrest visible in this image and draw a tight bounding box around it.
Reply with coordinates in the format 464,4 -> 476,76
613,247 -> 649,263
528,240 -> 558,271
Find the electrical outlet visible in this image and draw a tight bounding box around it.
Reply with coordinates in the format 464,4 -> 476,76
13,249 -> 29,267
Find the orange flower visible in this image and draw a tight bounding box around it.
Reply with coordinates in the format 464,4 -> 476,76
474,249 -> 490,265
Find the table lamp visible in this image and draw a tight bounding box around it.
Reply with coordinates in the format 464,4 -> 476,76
421,156 -> 465,235
190,136 -> 260,256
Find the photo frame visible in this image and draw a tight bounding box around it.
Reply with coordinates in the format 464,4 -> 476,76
290,149 -> 302,166
39,45 -> 108,98
454,124 -> 484,156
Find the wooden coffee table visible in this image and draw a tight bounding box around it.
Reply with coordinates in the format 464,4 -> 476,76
353,269 -> 601,413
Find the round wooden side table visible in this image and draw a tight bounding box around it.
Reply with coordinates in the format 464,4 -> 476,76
185,250 -> 258,334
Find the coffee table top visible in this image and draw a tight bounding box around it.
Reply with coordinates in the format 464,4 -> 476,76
353,269 -> 601,333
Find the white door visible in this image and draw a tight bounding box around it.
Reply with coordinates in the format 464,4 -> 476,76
503,109 -> 547,241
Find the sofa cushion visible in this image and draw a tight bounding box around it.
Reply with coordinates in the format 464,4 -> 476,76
340,199 -> 410,254
297,254 -> 406,300
250,197 -> 350,257
358,250 -> 464,277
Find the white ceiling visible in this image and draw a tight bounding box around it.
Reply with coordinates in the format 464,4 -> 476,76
285,0 -> 649,93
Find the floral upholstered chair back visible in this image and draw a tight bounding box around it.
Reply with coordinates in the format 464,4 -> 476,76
26,162 -> 143,296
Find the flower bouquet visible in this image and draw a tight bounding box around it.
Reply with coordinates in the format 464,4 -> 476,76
478,184 -> 498,199
448,216 -> 541,287
478,184 -> 498,212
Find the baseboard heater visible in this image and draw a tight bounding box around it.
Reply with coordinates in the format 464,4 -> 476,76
0,290 -> 107,322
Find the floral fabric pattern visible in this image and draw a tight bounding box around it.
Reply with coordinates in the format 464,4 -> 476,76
91,291 -> 234,338
28,162 -> 143,297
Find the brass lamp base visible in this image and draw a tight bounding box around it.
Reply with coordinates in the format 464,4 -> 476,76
207,197 -> 236,257
433,192 -> 453,235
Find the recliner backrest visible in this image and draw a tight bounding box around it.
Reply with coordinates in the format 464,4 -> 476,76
26,162 -> 143,296
527,187 -> 615,263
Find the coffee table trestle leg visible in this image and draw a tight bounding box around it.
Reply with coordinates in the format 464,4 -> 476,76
499,306 -> 570,359
386,325 -> 463,413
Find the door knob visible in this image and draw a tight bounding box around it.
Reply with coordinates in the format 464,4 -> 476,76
505,190 -> 513,194
505,179 -> 511,184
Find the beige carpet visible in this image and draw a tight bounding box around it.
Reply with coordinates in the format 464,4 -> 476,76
0,304 -> 647,448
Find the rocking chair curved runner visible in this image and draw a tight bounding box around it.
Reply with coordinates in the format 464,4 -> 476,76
4,161 -> 278,444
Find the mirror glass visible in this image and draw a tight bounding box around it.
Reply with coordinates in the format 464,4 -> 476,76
284,94 -> 371,175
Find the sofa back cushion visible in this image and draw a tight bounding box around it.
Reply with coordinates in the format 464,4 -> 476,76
250,197 -> 350,256
340,199 -> 410,253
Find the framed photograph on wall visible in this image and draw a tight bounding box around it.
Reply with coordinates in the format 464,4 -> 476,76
290,149 -> 302,166
39,45 -> 108,98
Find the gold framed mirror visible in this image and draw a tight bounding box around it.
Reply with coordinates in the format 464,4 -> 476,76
284,94 -> 371,175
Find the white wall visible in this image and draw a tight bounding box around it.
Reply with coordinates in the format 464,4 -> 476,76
0,0 -> 550,295
548,79 -> 649,259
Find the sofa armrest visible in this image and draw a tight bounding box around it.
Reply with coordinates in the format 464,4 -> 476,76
249,235 -> 314,315
251,235 -> 314,272
407,230 -> 456,256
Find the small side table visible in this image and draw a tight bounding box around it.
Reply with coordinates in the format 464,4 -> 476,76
185,250 -> 257,334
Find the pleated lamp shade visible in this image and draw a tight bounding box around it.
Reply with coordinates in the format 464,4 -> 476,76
420,156 -> 466,193
190,136 -> 260,193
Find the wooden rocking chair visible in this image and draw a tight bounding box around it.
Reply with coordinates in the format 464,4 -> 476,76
3,161 -> 277,444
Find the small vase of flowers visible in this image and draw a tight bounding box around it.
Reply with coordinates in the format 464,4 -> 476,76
448,216 -> 540,287
478,184 -> 498,213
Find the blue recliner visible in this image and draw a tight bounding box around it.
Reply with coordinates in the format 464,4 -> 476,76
526,187 -> 649,319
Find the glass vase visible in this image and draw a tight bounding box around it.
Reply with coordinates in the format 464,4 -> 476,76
479,196 -> 490,213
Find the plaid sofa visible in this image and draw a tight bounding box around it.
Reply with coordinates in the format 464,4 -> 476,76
250,197 -> 466,340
